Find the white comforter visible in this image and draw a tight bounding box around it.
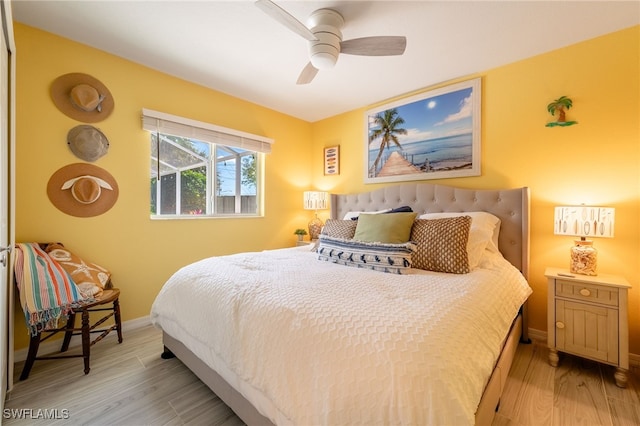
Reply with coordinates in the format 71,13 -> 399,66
151,246 -> 531,425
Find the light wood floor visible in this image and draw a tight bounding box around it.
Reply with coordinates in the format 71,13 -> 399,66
494,339 -> 640,426
4,324 -> 639,425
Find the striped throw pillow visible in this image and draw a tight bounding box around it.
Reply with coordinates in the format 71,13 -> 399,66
317,235 -> 415,274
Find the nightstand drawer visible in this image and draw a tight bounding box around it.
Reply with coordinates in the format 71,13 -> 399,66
555,279 -> 619,307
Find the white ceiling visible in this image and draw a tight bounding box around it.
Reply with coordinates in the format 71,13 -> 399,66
11,0 -> 640,122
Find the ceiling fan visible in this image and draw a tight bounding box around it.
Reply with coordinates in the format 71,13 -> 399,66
255,0 -> 407,84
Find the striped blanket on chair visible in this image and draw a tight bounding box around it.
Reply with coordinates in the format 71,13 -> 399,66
14,243 -> 88,336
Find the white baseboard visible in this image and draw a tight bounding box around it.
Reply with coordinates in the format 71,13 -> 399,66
527,327 -> 547,343
528,327 -> 640,367
13,316 -> 152,363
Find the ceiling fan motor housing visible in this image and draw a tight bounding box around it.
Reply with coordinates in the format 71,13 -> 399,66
307,9 -> 344,69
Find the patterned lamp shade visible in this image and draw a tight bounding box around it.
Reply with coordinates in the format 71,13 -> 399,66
304,191 -> 328,240
554,206 -> 615,276
303,191 -> 328,211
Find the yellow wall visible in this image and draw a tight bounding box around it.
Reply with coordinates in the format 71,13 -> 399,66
14,23 -> 639,356
13,24 -> 314,349
311,26 -> 640,353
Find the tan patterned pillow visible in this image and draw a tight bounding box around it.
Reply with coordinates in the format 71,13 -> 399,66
322,219 -> 358,239
45,243 -> 111,298
410,216 -> 471,274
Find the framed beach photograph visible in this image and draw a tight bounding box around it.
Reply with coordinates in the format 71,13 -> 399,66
364,78 -> 481,184
324,145 -> 340,175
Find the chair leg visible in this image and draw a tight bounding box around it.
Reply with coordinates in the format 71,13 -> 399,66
81,310 -> 91,374
20,333 -> 42,381
61,312 -> 76,352
114,298 -> 123,343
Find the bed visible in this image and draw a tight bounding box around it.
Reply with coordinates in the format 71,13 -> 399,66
151,182 -> 531,425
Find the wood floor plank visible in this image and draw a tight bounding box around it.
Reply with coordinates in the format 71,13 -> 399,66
608,397 -> 640,426
553,355 -> 612,425
8,355 -> 147,408
8,350 -> 181,413
491,412 -> 528,426
168,381 -> 224,421
97,397 -> 181,426
495,342 -> 535,417
603,364 -> 640,406
182,396 -> 243,426
160,415 -> 186,426
509,343 -> 555,425
5,325 -> 639,426
50,363 -> 205,425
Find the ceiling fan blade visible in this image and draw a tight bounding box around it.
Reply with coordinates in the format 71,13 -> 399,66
255,0 -> 317,41
340,36 -> 407,56
296,62 -> 319,85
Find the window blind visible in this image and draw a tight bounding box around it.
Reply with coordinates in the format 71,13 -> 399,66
142,108 -> 274,154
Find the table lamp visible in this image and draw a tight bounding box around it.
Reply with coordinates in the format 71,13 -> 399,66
554,205 -> 615,276
304,191 -> 328,240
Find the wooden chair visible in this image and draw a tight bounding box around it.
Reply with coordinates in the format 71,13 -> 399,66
19,286 -> 123,380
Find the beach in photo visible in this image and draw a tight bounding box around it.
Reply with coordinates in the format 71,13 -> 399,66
366,79 -> 480,181
369,133 -> 473,176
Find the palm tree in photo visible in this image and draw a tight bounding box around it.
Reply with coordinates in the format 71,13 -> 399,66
368,108 -> 408,176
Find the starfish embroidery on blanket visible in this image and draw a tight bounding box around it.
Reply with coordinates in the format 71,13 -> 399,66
63,259 -> 102,279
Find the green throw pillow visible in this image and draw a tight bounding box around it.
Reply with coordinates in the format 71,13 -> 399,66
353,212 -> 417,243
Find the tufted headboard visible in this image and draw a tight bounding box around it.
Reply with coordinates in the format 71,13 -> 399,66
330,183 -> 530,279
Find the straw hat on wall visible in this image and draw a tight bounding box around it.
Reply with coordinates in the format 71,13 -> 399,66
51,73 -> 114,123
47,163 -> 119,217
67,125 -> 109,162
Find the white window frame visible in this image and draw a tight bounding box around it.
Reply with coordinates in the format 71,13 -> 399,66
143,109 -> 273,219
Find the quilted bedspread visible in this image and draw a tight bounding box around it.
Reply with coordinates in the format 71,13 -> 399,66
151,246 -> 531,425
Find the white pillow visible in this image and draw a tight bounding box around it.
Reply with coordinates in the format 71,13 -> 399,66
417,211 -> 501,269
342,208 -> 392,220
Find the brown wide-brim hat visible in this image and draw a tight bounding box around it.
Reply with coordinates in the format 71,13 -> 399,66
47,163 -> 119,217
51,73 -> 114,123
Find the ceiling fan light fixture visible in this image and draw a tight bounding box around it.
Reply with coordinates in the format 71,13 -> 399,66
310,51 -> 338,69
308,21 -> 342,70
309,36 -> 340,69
255,1 -> 408,84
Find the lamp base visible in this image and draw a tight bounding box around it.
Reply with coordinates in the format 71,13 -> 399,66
570,239 -> 597,276
308,215 -> 324,240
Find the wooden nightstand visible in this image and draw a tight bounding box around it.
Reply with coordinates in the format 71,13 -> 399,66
296,240 -> 311,246
545,267 -> 631,387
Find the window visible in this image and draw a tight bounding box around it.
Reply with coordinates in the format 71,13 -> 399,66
142,109 -> 273,218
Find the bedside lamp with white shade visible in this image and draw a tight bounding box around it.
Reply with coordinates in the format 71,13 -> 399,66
304,191 -> 328,240
554,205 -> 615,276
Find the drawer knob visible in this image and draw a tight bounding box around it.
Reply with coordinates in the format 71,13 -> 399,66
556,321 -> 565,329
580,288 -> 591,297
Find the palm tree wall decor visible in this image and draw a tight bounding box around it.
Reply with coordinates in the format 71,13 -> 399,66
546,96 -> 578,127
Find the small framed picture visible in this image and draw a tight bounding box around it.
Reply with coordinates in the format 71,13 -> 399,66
324,145 -> 340,175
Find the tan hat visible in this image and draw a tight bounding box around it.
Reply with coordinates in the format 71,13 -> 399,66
51,73 -> 114,123
47,163 -> 119,217
67,125 -> 109,162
